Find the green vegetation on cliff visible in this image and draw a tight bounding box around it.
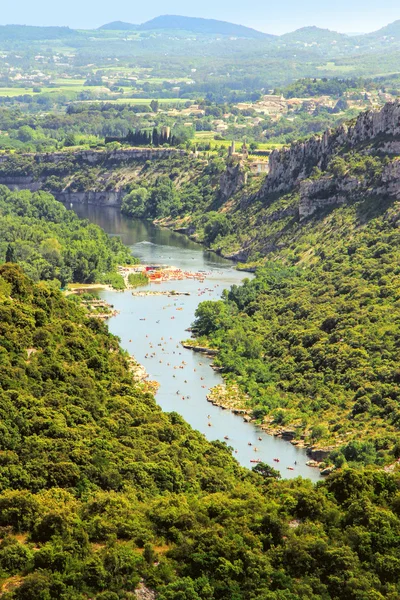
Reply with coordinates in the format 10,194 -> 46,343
189,138 -> 400,462
1,265 -> 400,599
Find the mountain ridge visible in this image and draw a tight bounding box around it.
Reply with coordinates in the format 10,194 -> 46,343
138,14 -> 274,39
280,25 -> 350,43
98,20 -> 138,31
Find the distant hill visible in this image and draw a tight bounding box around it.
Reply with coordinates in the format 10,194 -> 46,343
139,15 -> 274,39
364,19 -> 400,41
280,26 -> 349,44
98,21 -> 138,31
0,24 -> 78,41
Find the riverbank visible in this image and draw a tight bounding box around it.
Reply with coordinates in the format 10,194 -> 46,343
128,356 -> 160,395
118,264 -> 210,287
157,218 -> 253,265
65,207 -> 322,481
66,283 -> 115,294
132,291 -> 191,297
183,346 -> 332,474
206,383 -> 250,415
181,341 -> 219,357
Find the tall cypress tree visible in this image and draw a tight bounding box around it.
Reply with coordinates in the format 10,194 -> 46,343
6,244 -> 15,263
153,128 -> 159,147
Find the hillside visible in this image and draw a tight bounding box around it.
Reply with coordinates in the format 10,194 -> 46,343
0,25 -> 78,41
281,26 -> 349,44
1,265 -> 400,599
98,21 -> 138,31
139,15 -> 273,39
162,100 -> 400,463
364,19 -> 400,41
4,100 -> 400,462
0,186 -> 135,288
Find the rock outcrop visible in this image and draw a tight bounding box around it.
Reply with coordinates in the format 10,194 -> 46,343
0,147 -> 184,167
260,100 -> 400,198
306,447 -> 335,462
298,157 -> 400,219
0,147 -> 186,206
299,175 -> 361,219
219,161 -> 247,200
0,178 -> 126,206
54,190 -> 125,206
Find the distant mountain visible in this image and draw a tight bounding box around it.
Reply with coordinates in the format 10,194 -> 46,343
0,25 -> 78,41
139,15 -> 274,39
364,20 -> 400,40
280,26 -> 349,44
98,21 -> 138,31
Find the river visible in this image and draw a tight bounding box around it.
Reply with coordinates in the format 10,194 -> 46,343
70,205 -> 321,482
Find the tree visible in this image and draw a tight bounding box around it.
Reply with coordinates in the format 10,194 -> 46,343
203,212 -> 231,245
148,178 -> 180,218
64,133 -> 77,147
252,462 -> 281,480
158,578 -> 202,600
16,126 -> 36,143
194,300 -> 228,336
121,187 -> 149,218
5,244 -> 15,263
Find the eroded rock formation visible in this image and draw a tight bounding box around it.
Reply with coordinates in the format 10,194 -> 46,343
260,100 -> 400,197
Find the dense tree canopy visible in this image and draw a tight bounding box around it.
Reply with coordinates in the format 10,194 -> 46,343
193,181 -> 400,461
0,265 -> 400,599
0,187 -> 135,287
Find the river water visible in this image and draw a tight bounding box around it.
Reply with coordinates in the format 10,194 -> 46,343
71,205 -> 321,482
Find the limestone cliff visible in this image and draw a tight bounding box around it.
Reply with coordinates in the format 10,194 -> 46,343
0,148 -> 186,206
219,161 -> 247,200
0,147 -> 184,167
260,100 -> 400,198
298,175 -> 362,219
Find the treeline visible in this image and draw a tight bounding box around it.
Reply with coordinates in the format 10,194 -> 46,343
275,75 -> 400,99
0,106 -> 195,152
275,77 -> 364,98
0,186 -> 135,287
106,126 -> 183,148
0,264 -> 400,599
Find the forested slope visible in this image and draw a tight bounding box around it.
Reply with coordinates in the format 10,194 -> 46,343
190,103 -> 400,464
1,265 -> 400,599
0,186 -> 134,287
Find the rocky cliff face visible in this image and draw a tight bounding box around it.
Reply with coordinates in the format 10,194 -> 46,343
0,178 -> 125,206
0,177 -> 42,192
0,148 -> 185,206
299,175 -> 361,219
0,147 -> 184,167
260,100 -> 400,198
54,190 -> 125,206
219,161 -> 247,200
298,158 -> 400,220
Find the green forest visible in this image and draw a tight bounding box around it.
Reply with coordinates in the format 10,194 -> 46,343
2,13 -> 400,599
187,148 -> 400,460
0,264 -> 400,599
0,187 -> 135,288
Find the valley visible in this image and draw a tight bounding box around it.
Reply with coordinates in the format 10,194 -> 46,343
1,9 -> 400,600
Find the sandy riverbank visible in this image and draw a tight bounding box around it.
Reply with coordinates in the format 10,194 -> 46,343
65,283 -> 115,295
119,264 -> 210,288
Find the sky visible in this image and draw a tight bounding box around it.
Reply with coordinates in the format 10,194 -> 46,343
1,0 -> 399,34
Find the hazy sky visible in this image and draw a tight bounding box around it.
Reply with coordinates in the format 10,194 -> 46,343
1,0 -> 399,34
